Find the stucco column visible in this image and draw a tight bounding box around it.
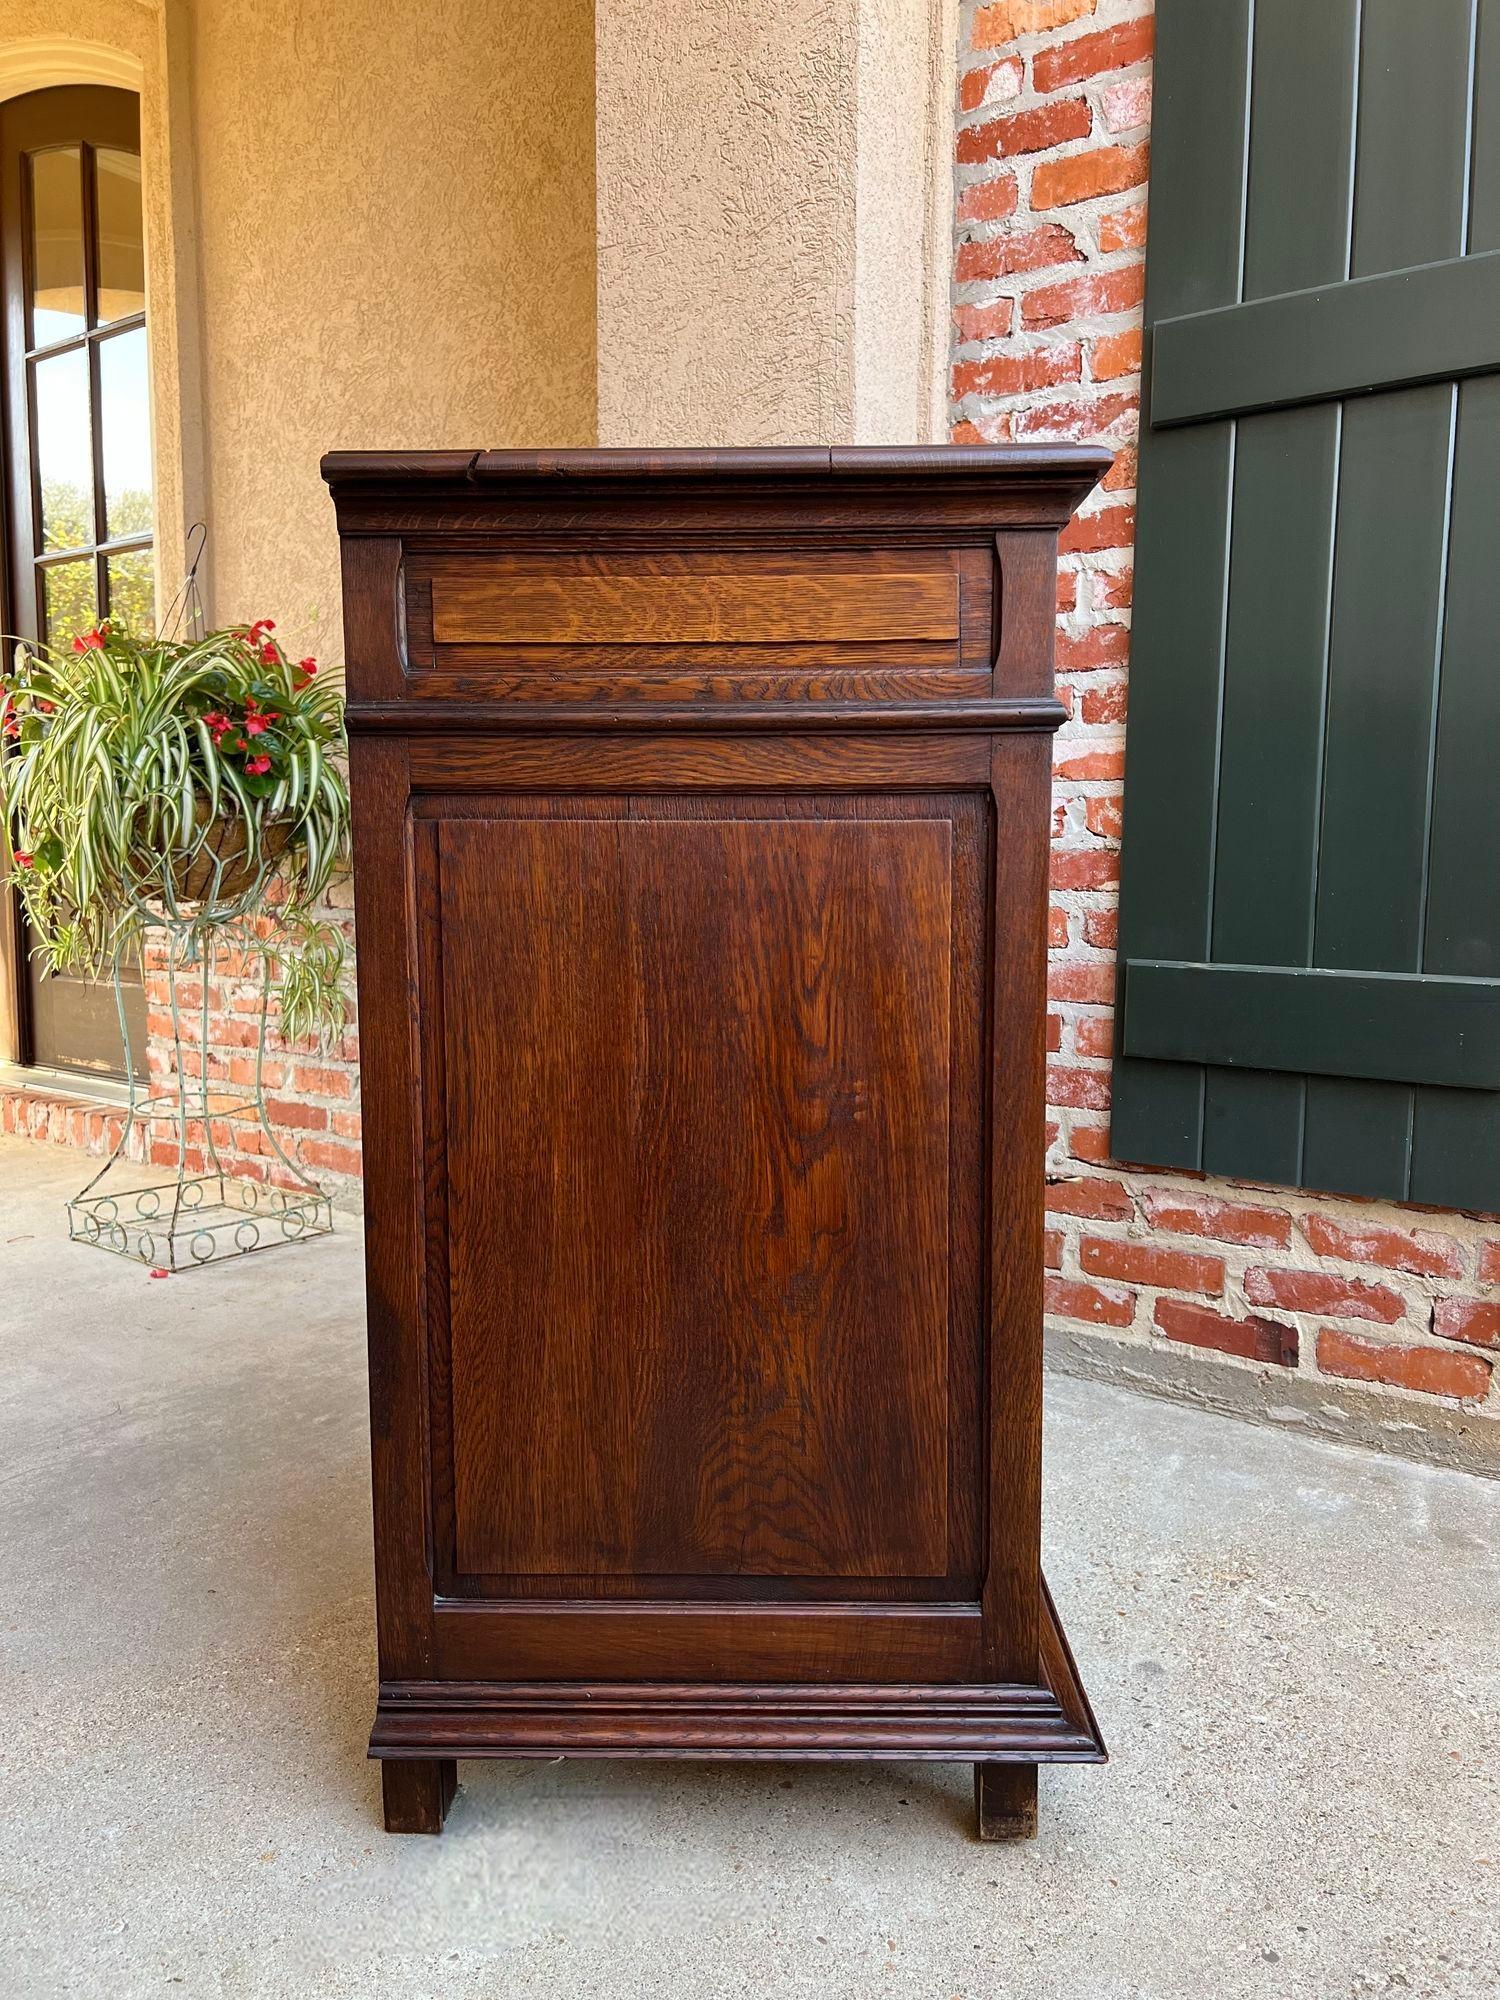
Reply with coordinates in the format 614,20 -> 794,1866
594,0 -> 957,446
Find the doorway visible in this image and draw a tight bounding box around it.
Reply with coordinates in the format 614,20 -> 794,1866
0,85 -> 153,1079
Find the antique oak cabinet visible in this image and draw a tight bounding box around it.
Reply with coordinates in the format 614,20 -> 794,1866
323,446 -> 1108,1840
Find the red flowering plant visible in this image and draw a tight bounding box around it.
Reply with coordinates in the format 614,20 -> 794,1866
1,617 -> 350,1041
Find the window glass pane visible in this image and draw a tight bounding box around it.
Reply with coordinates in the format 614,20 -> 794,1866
40,560 -> 97,650
28,148 -> 86,344
95,149 -> 145,323
106,546 -> 154,636
34,347 -> 93,552
99,328 -> 153,540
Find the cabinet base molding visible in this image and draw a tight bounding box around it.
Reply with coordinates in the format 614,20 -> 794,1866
369,1584 -> 1104,1775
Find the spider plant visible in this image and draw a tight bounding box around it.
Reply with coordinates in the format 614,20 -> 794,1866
1,617 -> 351,1043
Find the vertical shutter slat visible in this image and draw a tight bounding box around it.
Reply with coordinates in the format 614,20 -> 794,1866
1302,387 -> 1456,1198
1200,407 -> 1340,1185
1141,0 -> 1254,322
1352,0 -> 1477,275
1470,2 -> 1500,250
1111,0 -> 1254,1173
1243,0 -> 1360,300
1192,0 -> 1359,1189
1111,424 -> 1234,1172
1409,370 -> 1500,1208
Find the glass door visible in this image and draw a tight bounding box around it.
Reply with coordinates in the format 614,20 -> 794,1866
0,86 -> 153,1077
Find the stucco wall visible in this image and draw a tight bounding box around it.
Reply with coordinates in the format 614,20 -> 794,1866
595,0 -> 955,446
185,0 -> 598,652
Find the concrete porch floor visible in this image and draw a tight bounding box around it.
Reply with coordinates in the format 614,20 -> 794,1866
1,1132 -> 1497,2000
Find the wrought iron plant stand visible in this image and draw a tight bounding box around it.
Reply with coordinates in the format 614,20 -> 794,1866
67,854 -> 333,1271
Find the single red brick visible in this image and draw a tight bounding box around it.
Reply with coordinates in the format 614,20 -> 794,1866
956,223 -> 1083,283
1143,1193 -> 1292,1250
1069,1120 -> 1114,1164
957,173 -> 1020,225
268,1104 -> 332,1136
1098,203 -> 1149,254
1048,905 -> 1071,947
1083,907 -> 1118,949
953,297 -> 1016,344
1049,961 -> 1116,1004
1046,1010 -> 1063,1051
959,55 -> 1024,112
1046,1175 -> 1132,1220
1015,388 -> 1138,442
959,97 -> 1092,165
1074,1015 -> 1114,1058
1079,678 -> 1128,725
951,419 -> 987,444
1082,1236 -> 1224,1294
1057,623 -> 1130,671
1034,141 -> 1150,212
1094,568 -> 1134,608
1101,445 -> 1137,490
1432,1298 -> 1500,1349
1023,263 -> 1145,329
1044,1228 -> 1064,1269
1056,568 -> 1079,612
1055,743 -> 1125,781
1084,796 -> 1123,842
975,0 -> 1096,50
1155,1298 -> 1299,1368
952,342 -> 1082,399
1060,502 -> 1134,554
1047,1062 -> 1112,1110
1478,1240 -> 1500,1284
1090,327 -> 1143,381
1050,847 -> 1119,890
1032,12 -> 1153,91
298,1137 -> 363,1177
1045,1274 -> 1134,1327
1317,1327 -> 1492,1401
1244,1268 -> 1404,1323
1101,74 -> 1152,134
1301,1214 -> 1463,1279
290,1062 -> 354,1100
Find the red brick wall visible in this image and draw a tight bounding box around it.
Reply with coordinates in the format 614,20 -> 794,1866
952,0 -> 1500,1425
137,873 -> 363,1190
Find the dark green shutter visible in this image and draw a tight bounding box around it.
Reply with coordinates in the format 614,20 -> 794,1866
1113,0 -> 1500,1210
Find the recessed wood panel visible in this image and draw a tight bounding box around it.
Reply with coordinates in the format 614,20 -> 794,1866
428,550 -> 959,648
438,802 -> 960,1582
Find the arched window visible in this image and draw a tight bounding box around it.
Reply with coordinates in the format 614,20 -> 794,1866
1,85 -> 151,1076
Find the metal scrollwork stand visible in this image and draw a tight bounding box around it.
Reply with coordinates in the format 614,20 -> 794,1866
66,925 -> 334,1269
65,529 -> 335,1270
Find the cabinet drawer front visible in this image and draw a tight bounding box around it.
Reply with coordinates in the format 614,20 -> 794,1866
399,547 -> 989,702
430,550 -> 959,646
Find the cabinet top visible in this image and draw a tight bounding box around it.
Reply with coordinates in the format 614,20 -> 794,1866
321,443 -> 1111,501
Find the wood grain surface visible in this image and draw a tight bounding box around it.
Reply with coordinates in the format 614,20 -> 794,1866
438,800 -> 959,1582
429,550 -> 960,647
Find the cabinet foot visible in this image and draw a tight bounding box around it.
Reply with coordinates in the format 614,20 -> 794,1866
381,1758 -> 457,1835
973,1761 -> 1037,1841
